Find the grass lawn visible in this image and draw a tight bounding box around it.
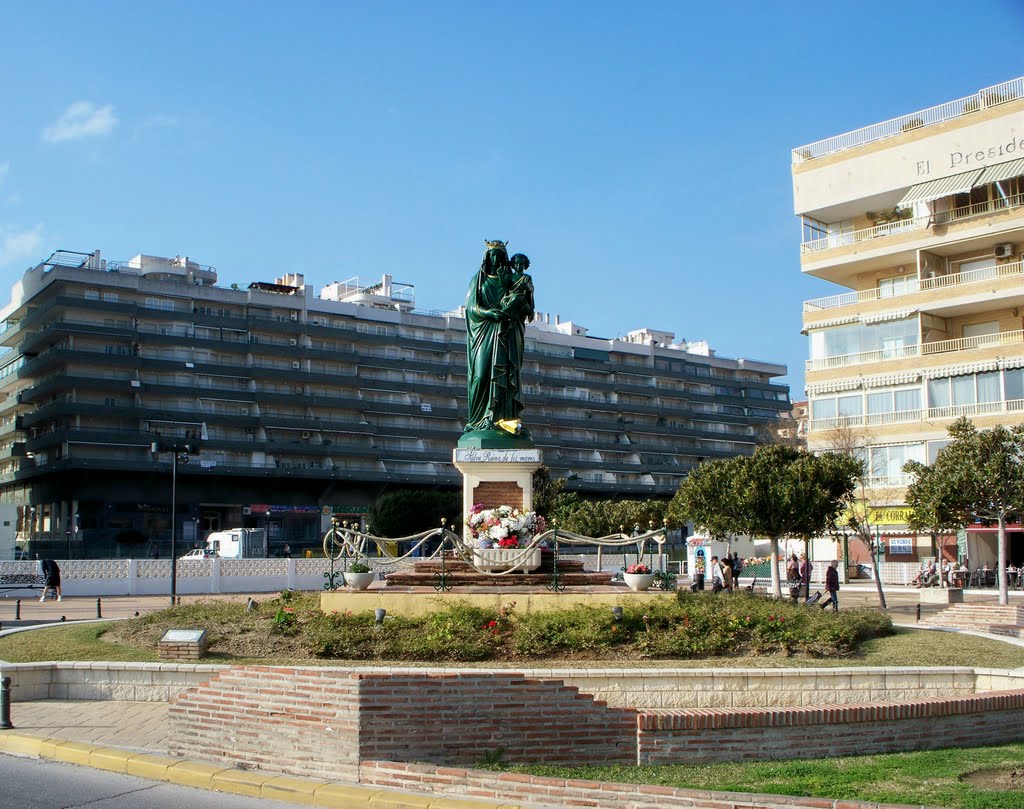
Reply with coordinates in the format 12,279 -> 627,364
497,744 -> 1024,809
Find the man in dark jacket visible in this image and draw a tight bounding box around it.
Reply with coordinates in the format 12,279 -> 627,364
40,558 -> 62,602
820,560 -> 840,612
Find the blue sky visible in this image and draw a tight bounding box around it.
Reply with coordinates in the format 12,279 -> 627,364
2,1 -> 1024,397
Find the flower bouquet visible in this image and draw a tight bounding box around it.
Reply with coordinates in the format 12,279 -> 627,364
625,563 -> 652,575
464,504 -> 547,550
465,504 -> 547,572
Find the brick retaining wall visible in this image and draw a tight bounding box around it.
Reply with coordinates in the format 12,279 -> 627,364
168,666 -> 362,780
164,664 -> 1024,782
358,760 -> 925,809
357,673 -> 636,765
637,690 -> 1024,763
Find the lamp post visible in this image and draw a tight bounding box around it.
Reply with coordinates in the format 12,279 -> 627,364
152,440 -> 200,605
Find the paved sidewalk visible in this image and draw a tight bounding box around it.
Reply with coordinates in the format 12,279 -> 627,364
0,592 -> 260,632
6,699 -> 170,753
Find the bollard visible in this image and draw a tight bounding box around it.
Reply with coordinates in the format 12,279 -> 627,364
15,600 -> 20,620
916,604 -> 921,623
0,676 -> 13,730
96,598 -> 102,619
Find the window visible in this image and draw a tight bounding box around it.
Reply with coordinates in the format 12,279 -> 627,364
962,320 -> 999,341
809,317 -> 919,360
878,276 -> 919,298
869,443 -> 924,483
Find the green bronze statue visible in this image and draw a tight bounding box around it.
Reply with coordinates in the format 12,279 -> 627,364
462,240 -> 534,443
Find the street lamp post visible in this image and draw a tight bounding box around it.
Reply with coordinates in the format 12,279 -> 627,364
152,440 -> 200,605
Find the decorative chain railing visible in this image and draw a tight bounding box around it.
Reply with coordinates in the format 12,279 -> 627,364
321,518 -> 673,592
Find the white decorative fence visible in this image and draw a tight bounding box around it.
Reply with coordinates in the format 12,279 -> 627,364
0,558 -> 334,597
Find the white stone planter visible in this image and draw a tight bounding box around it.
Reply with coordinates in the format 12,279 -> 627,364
344,571 -> 376,590
623,572 -> 656,592
472,547 -> 542,572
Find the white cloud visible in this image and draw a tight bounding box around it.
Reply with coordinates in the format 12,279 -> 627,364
0,224 -> 44,266
42,102 -> 118,143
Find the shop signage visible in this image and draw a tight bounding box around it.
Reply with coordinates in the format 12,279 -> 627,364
838,506 -> 913,527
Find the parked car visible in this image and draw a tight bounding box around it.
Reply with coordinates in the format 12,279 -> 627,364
180,548 -> 214,559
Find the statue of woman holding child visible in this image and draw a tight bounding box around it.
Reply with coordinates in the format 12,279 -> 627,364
463,240 -> 535,441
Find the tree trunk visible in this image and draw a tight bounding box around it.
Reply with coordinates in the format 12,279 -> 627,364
864,531 -> 887,610
769,535 -> 782,598
998,512 -> 1009,606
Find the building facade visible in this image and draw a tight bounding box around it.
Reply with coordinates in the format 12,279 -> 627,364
0,250 -> 788,558
793,76 -> 1024,567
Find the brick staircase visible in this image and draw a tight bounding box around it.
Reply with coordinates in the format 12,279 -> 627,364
386,550 -> 614,587
922,603 -> 1024,639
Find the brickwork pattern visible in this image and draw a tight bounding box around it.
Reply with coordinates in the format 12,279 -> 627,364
471,480 -> 523,510
165,663 -> 1024,785
168,666 -> 361,779
923,604 -> 1024,638
359,760 -> 910,809
357,672 -> 636,766
156,641 -> 205,661
636,690 -> 1024,763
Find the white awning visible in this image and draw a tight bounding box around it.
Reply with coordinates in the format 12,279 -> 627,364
860,308 -> 917,325
898,169 -> 983,206
805,378 -> 864,396
922,359 -> 1001,379
977,157 -> 1024,185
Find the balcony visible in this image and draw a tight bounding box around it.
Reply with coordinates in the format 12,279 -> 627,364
804,260 -> 1024,312
807,399 -> 1024,434
806,329 -> 1024,373
800,191 -> 1024,255
792,77 -> 1024,163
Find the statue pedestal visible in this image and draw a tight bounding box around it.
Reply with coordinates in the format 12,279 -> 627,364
453,446 -> 543,540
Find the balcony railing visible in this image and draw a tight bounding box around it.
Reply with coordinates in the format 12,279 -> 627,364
800,191 -> 1024,255
792,77 -> 1024,163
805,260 -> 1024,312
806,329 -> 1024,372
808,399 -> 1024,433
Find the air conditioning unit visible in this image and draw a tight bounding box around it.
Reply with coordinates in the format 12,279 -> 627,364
292,361 -> 301,369
243,507 -> 252,516
290,312 -> 298,321
241,408 -> 249,416
312,319 -> 322,327
289,338 -> 297,346
995,243 -> 1014,259
301,431 -> 311,439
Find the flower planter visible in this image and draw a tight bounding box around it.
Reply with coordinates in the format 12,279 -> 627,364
623,572 -> 656,592
344,571 -> 376,590
472,547 -> 542,572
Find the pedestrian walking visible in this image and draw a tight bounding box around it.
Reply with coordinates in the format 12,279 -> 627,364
799,554 -> 813,603
819,560 -> 840,612
39,558 -> 62,602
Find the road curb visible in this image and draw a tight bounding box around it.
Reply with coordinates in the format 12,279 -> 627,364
0,729 -> 517,808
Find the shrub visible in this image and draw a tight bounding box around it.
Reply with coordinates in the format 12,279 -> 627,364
347,562 -> 371,573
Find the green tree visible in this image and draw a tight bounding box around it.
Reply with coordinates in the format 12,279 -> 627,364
670,445 -> 860,598
531,465 -> 566,518
904,417 -> 1024,605
552,497 -> 667,537
368,489 -> 461,537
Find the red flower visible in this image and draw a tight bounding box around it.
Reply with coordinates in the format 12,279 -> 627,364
488,620 -> 498,628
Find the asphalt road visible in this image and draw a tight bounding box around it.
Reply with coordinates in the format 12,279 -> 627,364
0,755 -> 300,809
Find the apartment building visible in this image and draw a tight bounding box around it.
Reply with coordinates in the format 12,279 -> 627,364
0,250 -> 789,558
794,76 -> 1024,567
